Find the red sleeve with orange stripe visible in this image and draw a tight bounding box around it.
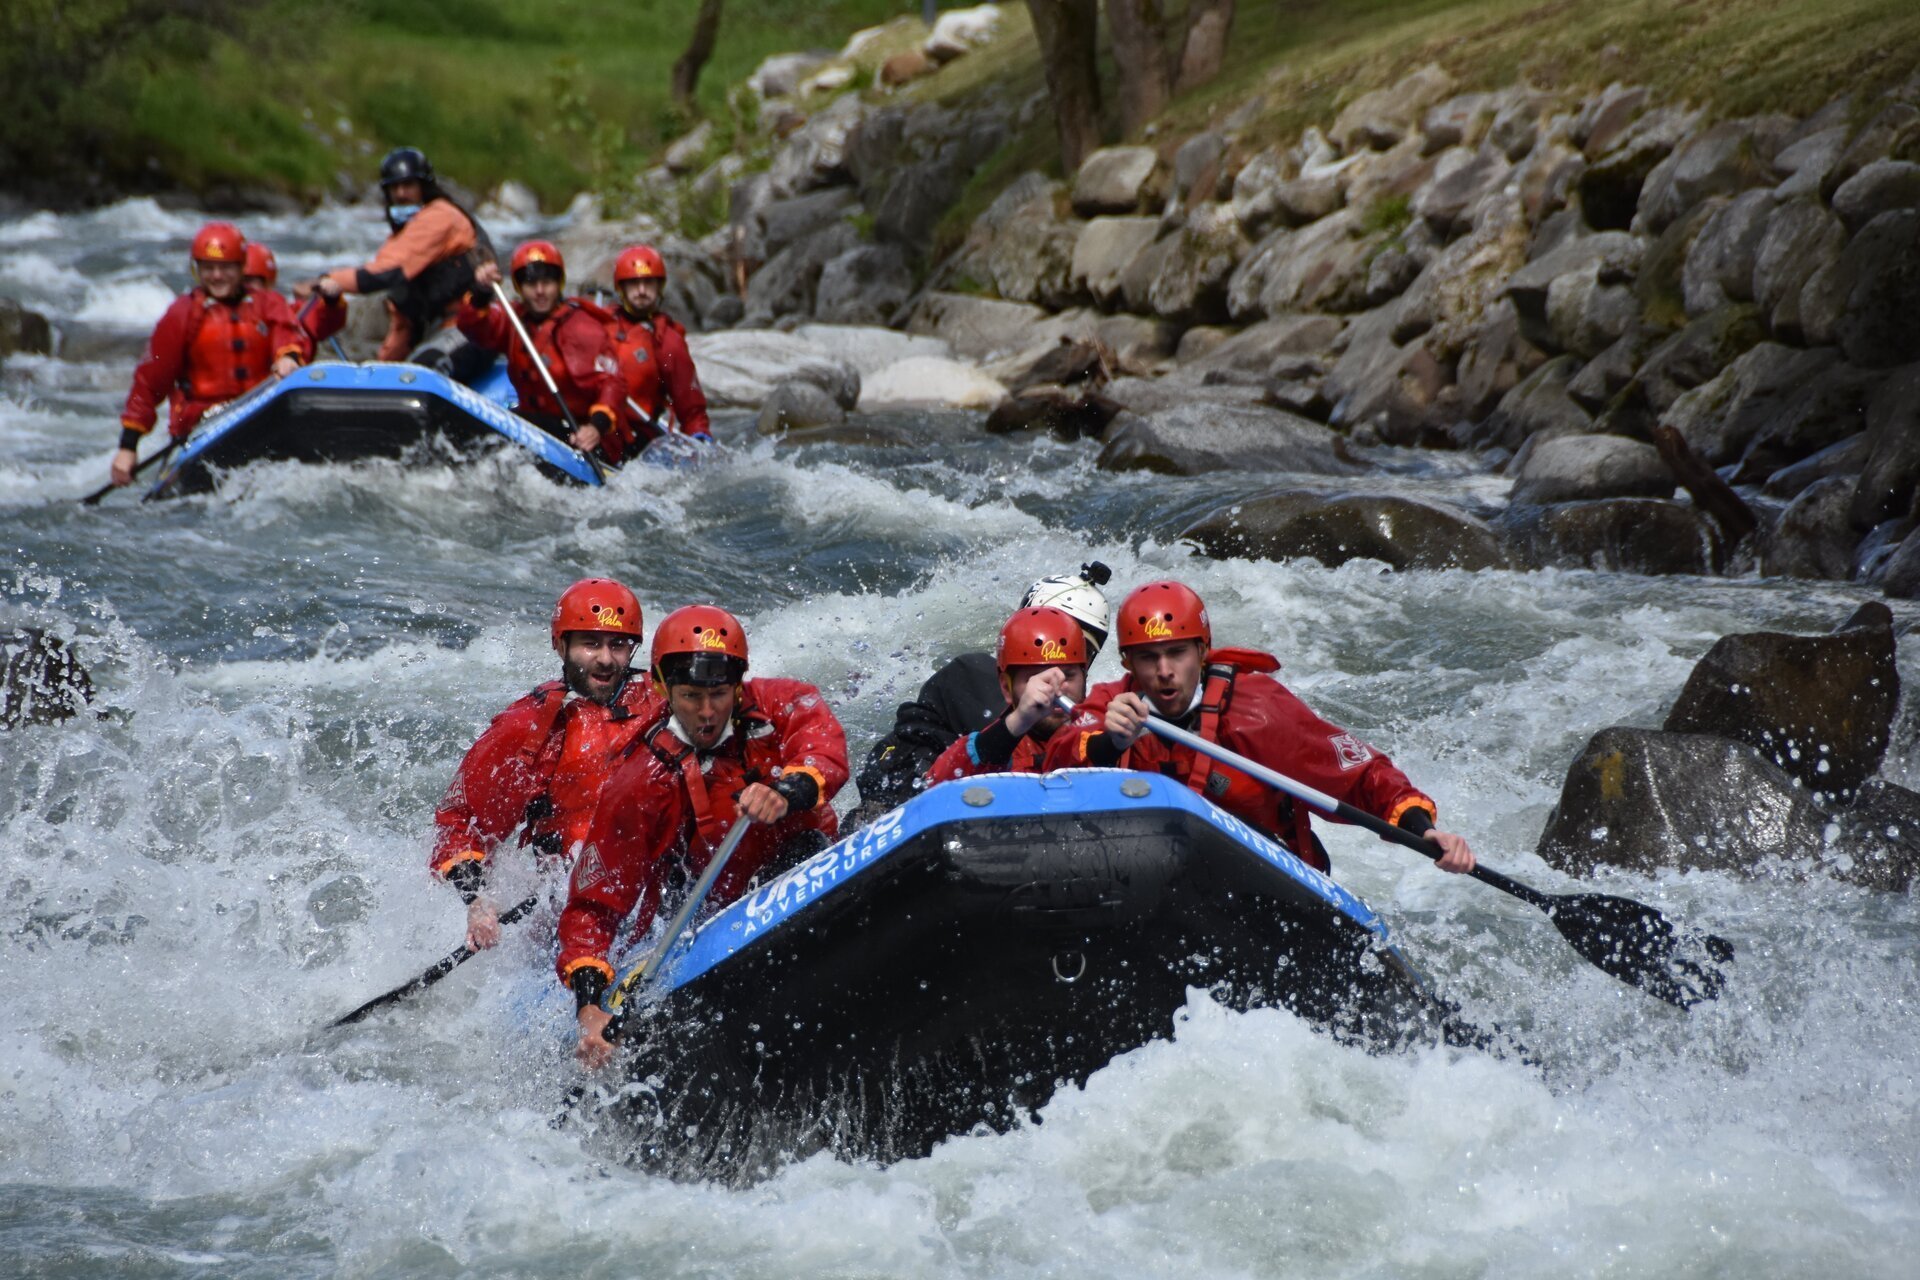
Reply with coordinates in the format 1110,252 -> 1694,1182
428,693 -> 556,877
120,294 -> 196,435
758,678 -> 850,805
1223,675 -> 1436,830
555,751 -> 682,986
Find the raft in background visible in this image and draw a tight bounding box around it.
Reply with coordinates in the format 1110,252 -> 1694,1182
145,360 -> 605,498
578,769 -> 1482,1183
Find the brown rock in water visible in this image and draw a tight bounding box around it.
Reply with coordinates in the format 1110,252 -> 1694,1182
1096,403 -> 1358,477
2,629 -> 94,729
1003,336 -> 1115,395
1662,602 -> 1898,802
983,387 -> 1122,440
1182,490 -> 1507,571
0,299 -> 53,359
1498,498 -> 1723,575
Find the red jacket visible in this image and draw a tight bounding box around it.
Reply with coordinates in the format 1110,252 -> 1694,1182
925,717 -> 1048,784
455,295 -> 624,428
556,678 -> 849,988
121,286 -> 308,438
303,295 -> 349,348
1041,650 -> 1434,872
604,307 -> 711,454
430,677 -> 660,881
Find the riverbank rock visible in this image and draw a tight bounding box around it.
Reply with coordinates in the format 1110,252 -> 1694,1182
757,380 -> 847,435
1,629 -> 93,729
1095,404 -> 1357,477
791,325 -> 951,379
814,245 -> 914,326
1332,63 -> 1455,152
688,331 -> 861,409
1182,491 -> 1507,570
906,292 -> 1051,361
1499,498 -> 1721,575
1509,435 -> 1675,506
1661,602 -> 1897,802
858,357 -> 1006,410
0,299 -> 53,359
1072,147 -> 1161,216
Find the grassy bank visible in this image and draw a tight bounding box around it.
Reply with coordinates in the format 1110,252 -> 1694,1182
7,0 -> 910,208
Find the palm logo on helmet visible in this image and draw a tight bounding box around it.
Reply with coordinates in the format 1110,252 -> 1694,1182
613,245 -> 667,283
997,606 -> 1089,673
190,222 -> 246,264
509,240 -> 566,286
550,578 -> 643,652
1117,581 -> 1212,652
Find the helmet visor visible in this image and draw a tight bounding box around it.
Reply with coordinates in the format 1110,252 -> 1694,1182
658,651 -> 745,688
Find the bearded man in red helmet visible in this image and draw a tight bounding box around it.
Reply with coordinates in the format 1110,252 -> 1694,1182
111,222 -> 309,487
925,605 -> 1090,784
559,604 -> 849,1068
1044,580 -> 1477,878
459,240 -> 625,458
430,579 -> 660,951
601,243 -> 711,458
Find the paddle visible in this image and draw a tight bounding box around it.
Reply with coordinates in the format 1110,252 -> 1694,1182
1064,696 -> 1734,1010
329,893 -> 540,1027
490,280 -> 609,485
79,437 -> 178,505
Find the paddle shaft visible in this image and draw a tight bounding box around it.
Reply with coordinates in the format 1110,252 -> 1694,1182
489,281 -> 607,484
330,894 -> 540,1027
80,438 -> 178,505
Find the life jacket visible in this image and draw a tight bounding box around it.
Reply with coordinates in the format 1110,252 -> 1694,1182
515,678 -> 650,863
507,297 -> 615,421
390,197 -> 494,336
606,309 -> 686,432
180,288 -> 277,403
636,704 -> 785,853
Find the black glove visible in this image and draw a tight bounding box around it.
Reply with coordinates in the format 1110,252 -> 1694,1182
445,860 -> 485,906
571,966 -> 609,1012
772,769 -> 820,813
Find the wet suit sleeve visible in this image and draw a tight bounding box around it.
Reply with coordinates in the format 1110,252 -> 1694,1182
428,696 -> 552,878
455,296 -> 509,353
764,679 -> 850,807
922,715 -> 1024,785
1041,680 -> 1129,771
555,756 -> 681,988
254,289 -> 310,364
1232,678 -> 1436,830
121,296 -> 192,435
557,308 -> 623,426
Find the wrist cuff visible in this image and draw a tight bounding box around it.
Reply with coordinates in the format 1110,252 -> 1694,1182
571,966 -> 609,1011
773,768 -> 820,813
445,859 -> 485,905
974,716 -> 1020,768
118,428 -> 144,451
1087,733 -> 1124,767
1396,806 -> 1436,837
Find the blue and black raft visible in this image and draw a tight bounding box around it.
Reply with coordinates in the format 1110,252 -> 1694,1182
573,769 -> 1488,1182
145,360 -> 605,498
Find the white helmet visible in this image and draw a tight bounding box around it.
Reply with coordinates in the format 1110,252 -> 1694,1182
1021,561 -> 1112,655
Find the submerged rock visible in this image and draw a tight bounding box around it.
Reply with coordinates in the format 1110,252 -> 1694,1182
1182,490 -> 1507,571
1499,498 -> 1722,575
1,629 -> 93,730
757,380 -> 847,435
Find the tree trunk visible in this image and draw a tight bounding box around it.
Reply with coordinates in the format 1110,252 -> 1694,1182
671,0 -> 725,107
1174,0 -> 1234,93
1025,0 -> 1103,174
1106,0 -> 1171,138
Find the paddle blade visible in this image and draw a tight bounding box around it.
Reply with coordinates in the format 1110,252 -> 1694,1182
1545,892 -> 1734,1010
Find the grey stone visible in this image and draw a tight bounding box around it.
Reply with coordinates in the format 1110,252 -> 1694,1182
1499,498 -> 1722,575
1187,314 -> 1346,377
687,330 -> 861,408
1752,476 -> 1860,581
1545,263 -> 1641,359
1322,302 -> 1452,445
1664,342 -> 1840,464
1411,144 -> 1514,237
1828,781 -> 1920,893
905,292 -> 1051,362
1664,602 -> 1897,801
1489,91 -> 1548,161
1479,353 -> 1591,452
1173,130 -> 1230,205
1073,217 -> 1163,310
1833,210 -> 1920,369
1635,116 -> 1790,233
1762,433 -> 1871,500
1849,364 -> 1920,529
1827,102 -> 1920,198
1094,314 -> 1183,369
1421,92 -> 1500,154
1573,83 -> 1651,157
813,245 -> 914,327
664,121 -> 716,176
0,298 -> 52,358
984,207 -> 1083,310
1095,403 -> 1358,477
1577,105 -> 1702,230
1770,124 -> 1848,201
757,187 -> 859,260
1509,434 -> 1675,506
1637,303 -> 1766,415
1183,490 -> 1508,571
1682,189 -> 1773,316
1146,206 -> 1251,325
743,221 -> 860,323
1751,197 -> 1847,333
1252,208 -> 1378,316
1072,147 -> 1161,216
1831,159 -> 1920,231
1507,231 -> 1645,353
1454,297 -> 1545,421
756,379 -> 847,435
765,94 -> 864,196
1332,63 -> 1455,151
1727,356 -> 1879,486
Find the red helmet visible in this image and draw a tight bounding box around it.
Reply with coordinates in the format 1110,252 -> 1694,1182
1117,581 -> 1211,651
550,578 -> 643,651
509,240 -> 565,283
613,245 -> 667,284
651,604 -> 749,687
996,606 -> 1089,673
190,222 -> 246,265
242,242 -> 278,287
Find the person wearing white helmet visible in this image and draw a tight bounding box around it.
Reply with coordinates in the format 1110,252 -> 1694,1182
851,562 -> 1112,819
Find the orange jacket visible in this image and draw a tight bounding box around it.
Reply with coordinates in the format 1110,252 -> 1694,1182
604,307 -> 711,451
456,295 -> 623,427
556,678 -> 849,988
120,286 -> 307,438
1040,650 -> 1434,872
430,677 -> 660,880
323,199 -> 477,295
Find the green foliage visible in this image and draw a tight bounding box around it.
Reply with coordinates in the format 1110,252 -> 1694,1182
1361,193 -> 1413,237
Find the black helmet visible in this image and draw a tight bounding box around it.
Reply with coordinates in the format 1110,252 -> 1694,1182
379,147 -> 435,190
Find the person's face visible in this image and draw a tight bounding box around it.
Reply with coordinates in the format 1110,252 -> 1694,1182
385,179 -> 425,206
242,275 -> 271,293
667,682 -> 736,749
1121,639 -> 1206,716
197,258 -> 243,300
1006,663 -> 1088,735
517,274 -> 562,315
560,631 -> 637,704
619,277 -> 663,314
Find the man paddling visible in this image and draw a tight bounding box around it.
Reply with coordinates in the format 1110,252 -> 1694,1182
246,241 -> 347,354
111,222 -> 308,488
457,240 -> 624,457
855,563 -> 1112,814
1043,580 -> 1476,876
296,146 -> 492,364
558,604 -> 849,1068
602,244 -> 711,460
431,579 -> 659,950
924,605 -> 1089,783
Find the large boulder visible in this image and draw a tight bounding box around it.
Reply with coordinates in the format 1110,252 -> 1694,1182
1185,315 -> 1345,378
1723,356 -> 1878,486
1182,490 -> 1508,571
1,629 -> 93,729
757,187 -> 859,261
1750,198 -> 1847,334
1072,217 -> 1163,310
1421,91 -> 1502,153
756,380 -> 847,435
1664,342 -> 1841,465
1832,210 -> 1920,369
1231,208 -> 1379,318
1850,364 -> 1920,529
1411,143 -> 1513,237
1509,435 -> 1675,506
1681,188 -> 1772,316
1634,116 -> 1790,233
1071,147 -> 1161,216
1751,476 -> 1860,581
1577,105 -> 1702,230
812,245 -> 914,327
1095,403 -> 1357,477
858,357 -> 1007,410
906,292 -> 1051,362
1477,354 -> 1592,452
1396,192 -> 1532,360
1760,433 -> 1871,501
1771,124 -> 1849,201
1830,160 -> 1920,233
1321,302 -> 1451,445
790,324 -> 950,379
1331,63 -> 1455,151
743,222 -> 861,323
1662,602 -> 1898,802
1536,726 -> 1832,878
1505,231 -> 1645,354
0,298 -> 53,358
1145,206 -> 1249,325
1635,302 -> 1766,415
1827,781 -> 1920,894
1499,498 -> 1722,575
688,330 -> 861,408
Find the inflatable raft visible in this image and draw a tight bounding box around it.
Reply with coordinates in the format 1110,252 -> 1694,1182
146,360 -> 605,498
576,769 -> 1478,1181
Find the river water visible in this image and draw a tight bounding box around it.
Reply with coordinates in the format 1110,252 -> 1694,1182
2,199 -> 1916,1277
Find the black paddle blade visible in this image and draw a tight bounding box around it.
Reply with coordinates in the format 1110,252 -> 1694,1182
1545,892 -> 1734,1010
